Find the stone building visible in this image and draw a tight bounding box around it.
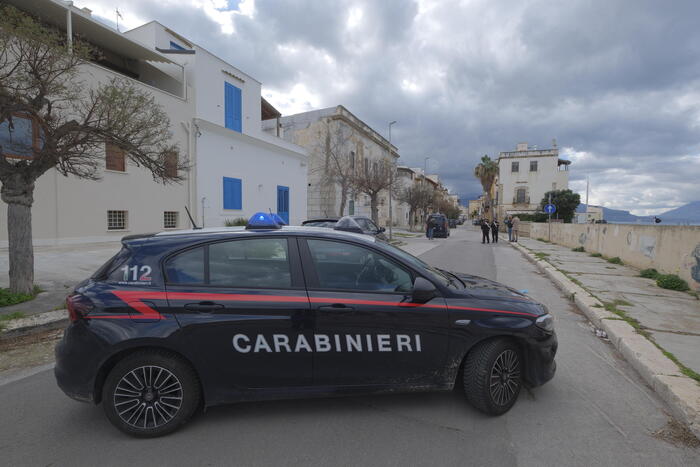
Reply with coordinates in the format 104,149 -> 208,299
264,106 -> 398,226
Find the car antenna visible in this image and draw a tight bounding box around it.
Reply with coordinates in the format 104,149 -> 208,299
184,206 -> 201,230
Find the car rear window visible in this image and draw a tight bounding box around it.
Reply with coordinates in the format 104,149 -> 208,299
165,247 -> 205,284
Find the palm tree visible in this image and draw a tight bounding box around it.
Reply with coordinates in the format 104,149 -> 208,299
473,154 -> 498,221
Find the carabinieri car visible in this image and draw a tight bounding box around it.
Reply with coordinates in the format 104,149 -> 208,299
55,213 -> 557,437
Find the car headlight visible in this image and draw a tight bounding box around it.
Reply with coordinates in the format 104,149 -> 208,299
535,314 -> 554,332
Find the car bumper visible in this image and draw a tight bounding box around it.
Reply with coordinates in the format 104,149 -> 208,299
522,332 -> 557,387
54,322 -> 103,403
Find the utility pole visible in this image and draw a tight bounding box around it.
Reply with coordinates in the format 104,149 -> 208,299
548,192 -> 552,242
585,175 -> 590,222
387,121 -> 397,241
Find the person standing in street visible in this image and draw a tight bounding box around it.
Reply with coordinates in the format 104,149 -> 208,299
505,215 -> 513,242
491,219 -> 499,243
512,215 -> 521,242
426,216 -> 436,240
480,219 -> 491,244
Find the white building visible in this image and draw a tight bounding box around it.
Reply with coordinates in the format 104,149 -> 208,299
264,106 -> 397,226
0,0 -> 308,248
496,142 -> 570,219
125,21 -> 308,227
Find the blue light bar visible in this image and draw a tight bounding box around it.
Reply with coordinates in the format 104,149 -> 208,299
246,212 -> 282,230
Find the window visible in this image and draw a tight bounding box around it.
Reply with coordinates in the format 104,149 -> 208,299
348,200 -> 355,215
169,41 -> 185,51
349,151 -> 355,169
164,151 -> 178,178
0,114 -> 40,158
530,161 -> 538,172
209,238 -> 290,288
165,247 -> 205,284
223,177 -> 242,210
515,188 -> 527,204
511,161 -> 519,172
164,211 -> 178,229
107,210 -> 127,230
364,159 -> 369,174
224,82 -> 242,132
307,239 -> 412,293
105,143 -> 126,172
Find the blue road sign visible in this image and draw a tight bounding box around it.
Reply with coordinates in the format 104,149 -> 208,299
544,204 -> 556,214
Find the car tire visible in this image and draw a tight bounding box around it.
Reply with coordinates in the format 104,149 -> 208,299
463,338 -> 522,415
102,350 -> 201,437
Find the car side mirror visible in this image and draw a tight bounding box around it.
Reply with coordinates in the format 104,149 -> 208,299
378,227 -> 386,233
412,277 -> 436,303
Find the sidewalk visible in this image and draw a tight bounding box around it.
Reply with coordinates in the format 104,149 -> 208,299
515,236 -> 700,376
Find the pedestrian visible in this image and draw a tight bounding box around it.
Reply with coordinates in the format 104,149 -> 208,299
512,215 -> 521,242
426,216 -> 436,240
480,219 -> 491,244
505,215 -> 513,242
491,219 -> 499,243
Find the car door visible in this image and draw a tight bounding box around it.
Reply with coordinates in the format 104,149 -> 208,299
300,237 -> 449,387
164,236 -> 312,402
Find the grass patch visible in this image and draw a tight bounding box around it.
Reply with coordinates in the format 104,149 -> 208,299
534,252 -> 550,260
656,274 -> 689,291
0,311 -> 27,331
0,286 -> 41,307
606,256 -> 623,265
640,268 -> 661,279
589,252 -> 603,257
661,349 -> 700,382
572,246 -> 585,252
536,237 -> 550,243
224,217 -> 248,227
392,232 -> 419,238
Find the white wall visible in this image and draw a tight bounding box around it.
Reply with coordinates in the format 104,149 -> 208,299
0,63 -> 194,246
195,120 -> 307,227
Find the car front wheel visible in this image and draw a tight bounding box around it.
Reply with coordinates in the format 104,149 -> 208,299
102,351 -> 201,437
463,338 -> 522,415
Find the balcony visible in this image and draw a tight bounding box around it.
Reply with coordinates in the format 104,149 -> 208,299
513,197 -> 530,205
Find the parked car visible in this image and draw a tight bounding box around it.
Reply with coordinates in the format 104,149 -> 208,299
302,215 -> 388,241
448,219 -> 458,228
301,217 -> 339,228
428,214 -> 450,238
55,212 -> 557,437
472,219 -> 481,226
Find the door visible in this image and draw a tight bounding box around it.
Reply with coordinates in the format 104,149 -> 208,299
277,185 -> 289,224
164,237 -> 312,402
300,238 -> 449,387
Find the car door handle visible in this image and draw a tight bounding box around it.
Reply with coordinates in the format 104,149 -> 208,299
184,301 -> 224,312
318,304 -> 355,313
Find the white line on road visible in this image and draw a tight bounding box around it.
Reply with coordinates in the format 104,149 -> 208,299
0,362 -> 55,387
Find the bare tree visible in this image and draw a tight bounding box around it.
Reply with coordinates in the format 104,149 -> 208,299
0,6 -> 186,294
397,181 -> 432,231
316,119 -> 358,216
353,158 -> 395,223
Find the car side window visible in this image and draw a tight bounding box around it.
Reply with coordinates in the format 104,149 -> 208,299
209,238 -> 291,288
307,239 -> 412,293
365,219 -> 380,232
165,246 -> 205,284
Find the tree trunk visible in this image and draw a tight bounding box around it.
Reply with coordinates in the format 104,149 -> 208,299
338,185 -> 347,217
369,194 -> 379,223
1,176 -> 35,295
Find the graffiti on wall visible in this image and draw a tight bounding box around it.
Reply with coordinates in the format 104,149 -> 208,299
691,243 -> 700,285
639,235 -> 656,259
578,232 -> 587,245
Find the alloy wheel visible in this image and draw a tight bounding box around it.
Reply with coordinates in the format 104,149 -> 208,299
489,349 -> 520,406
113,365 -> 183,429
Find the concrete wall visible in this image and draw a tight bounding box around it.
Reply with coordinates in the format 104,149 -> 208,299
530,223 -> 700,291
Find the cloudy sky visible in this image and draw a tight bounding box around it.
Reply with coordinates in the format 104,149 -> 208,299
84,0 -> 700,215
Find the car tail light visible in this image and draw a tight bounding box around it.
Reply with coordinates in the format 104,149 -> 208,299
66,294 -> 94,322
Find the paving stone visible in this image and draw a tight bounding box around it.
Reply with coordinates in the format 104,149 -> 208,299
651,331 -> 700,375
550,260 -> 640,276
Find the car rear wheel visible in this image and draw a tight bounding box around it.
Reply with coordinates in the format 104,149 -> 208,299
102,351 -> 201,437
463,338 -> 522,415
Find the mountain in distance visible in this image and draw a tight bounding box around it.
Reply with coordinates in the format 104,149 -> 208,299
577,201 -> 700,224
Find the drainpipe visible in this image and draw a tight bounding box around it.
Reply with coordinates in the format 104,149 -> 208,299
65,2 -> 73,53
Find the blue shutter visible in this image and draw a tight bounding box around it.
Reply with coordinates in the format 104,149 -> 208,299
224,82 -> 242,133
223,177 -> 242,210
169,41 -> 185,51
277,185 -> 289,224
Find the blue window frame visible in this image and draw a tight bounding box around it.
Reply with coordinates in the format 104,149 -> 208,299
169,41 -> 185,51
223,177 -> 242,210
224,82 -> 242,133
277,185 -> 289,224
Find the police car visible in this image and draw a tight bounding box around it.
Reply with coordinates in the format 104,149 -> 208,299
55,213 -> 557,437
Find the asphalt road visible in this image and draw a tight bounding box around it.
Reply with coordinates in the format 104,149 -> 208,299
0,227 -> 698,466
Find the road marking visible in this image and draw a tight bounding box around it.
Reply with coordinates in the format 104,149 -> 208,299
0,362 -> 55,387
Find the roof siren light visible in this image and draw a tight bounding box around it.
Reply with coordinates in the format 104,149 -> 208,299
246,212 -> 282,230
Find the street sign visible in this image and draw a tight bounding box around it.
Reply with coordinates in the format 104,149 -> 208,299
544,204 -> 556,214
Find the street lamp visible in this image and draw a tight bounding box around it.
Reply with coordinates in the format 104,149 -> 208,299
388,120 -> 397,241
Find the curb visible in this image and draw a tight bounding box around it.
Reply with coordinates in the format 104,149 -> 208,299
509,240 -> 700,439
0,310 -> 68,341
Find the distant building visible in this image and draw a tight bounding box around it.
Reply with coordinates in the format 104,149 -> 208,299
264,106 -> 398,226
496,142 -> 570,220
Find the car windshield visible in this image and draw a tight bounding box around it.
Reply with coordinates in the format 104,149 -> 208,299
378,241 -> 458,288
